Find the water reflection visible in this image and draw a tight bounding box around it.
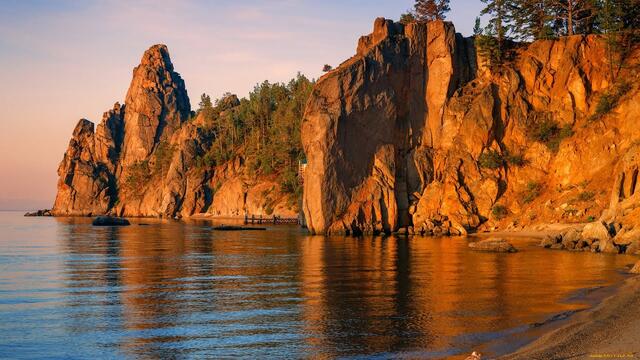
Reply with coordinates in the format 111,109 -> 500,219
10,215 -> 631,359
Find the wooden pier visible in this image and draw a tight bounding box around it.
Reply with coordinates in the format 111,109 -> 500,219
244,214 -> 299,225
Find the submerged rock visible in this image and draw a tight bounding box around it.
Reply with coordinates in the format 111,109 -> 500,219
469,238 -> 518,253
92,216 -> 130,226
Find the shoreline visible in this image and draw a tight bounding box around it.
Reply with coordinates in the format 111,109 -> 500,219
498,270 -> 640,360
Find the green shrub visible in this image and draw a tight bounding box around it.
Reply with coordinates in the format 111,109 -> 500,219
577,191 -> 595,202
525,112 -> 573,152
587,215 -> 596,222
492,204 -> 508,220
505,151 -> 527,167
591,80 -> 631,120
153,141 -> 174,175
124,161 -> 151,191
523,181 -> 542,203
280,168 -> 300,195
479,150 -> 504,169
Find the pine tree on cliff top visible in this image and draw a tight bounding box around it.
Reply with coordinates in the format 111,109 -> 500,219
414,0 -> 450,21
510,0 -> 556,40
478,0 -> 514,69
480,0 -> 513,46
550,0 -> 597,36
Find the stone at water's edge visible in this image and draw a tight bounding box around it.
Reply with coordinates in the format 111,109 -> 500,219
468,238 -> 518,253
92,216 -> 130,226
630,261 -> 640,274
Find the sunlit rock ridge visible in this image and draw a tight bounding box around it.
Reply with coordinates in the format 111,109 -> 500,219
52,45 -> 298,218
301,18 -> 640,236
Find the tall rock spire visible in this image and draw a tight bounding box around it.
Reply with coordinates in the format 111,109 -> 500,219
53,44 -> 191,216
120,44 -> 191,166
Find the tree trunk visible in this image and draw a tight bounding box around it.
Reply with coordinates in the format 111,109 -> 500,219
568,0 -> 574,36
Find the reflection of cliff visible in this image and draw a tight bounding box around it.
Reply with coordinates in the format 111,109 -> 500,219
296,235 -> 626,355
58,221 -> 630,357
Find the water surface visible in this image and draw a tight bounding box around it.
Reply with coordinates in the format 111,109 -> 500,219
0,211 -> 635,359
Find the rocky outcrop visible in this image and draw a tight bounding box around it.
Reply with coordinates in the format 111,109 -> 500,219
302,17 -> 640,235
24,209 -> 52,217
120,44 -> 190,167
302,19 -> 476,235
52,45 -> 297,219
52,119 -> 117,216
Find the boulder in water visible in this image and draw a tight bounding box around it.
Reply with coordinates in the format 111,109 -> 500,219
92,216 -> 130,226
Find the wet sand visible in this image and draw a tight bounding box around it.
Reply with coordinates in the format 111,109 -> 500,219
500,273 -> 640,360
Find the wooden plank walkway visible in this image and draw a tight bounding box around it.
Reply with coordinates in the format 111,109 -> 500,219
244,214 -> 299,225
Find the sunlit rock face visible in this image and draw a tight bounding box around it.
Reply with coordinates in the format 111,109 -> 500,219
302,17 -> 640,235
120,44 -> 191,167
53,45 -> 298,218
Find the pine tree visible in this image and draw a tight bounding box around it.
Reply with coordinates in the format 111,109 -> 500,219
510,0 -> 555,40
550,0 -> 596,36
414,0 -> 451,21
199,93 -> 212,111
473,17 -> 483,36
480,0 -> 513,46
479,0 -> 514,68
598,0 -> 639,78
476,24 -> 503,70
399,11 -> 417,25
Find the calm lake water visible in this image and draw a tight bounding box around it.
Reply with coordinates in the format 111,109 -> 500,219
0,211 -> 636,359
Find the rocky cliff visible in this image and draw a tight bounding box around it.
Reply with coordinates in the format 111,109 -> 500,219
52,45 -> 298,218
302,18 -> 640,236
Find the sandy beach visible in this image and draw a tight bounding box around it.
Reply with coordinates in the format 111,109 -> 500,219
500,272 -> 640,360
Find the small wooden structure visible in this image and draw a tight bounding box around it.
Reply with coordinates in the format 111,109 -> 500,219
244,214 -> 299,225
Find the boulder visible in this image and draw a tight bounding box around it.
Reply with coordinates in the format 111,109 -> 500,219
541,233 -> 563,248
581,221 -> 612,242
626,240 -> 640,255
630,261 -> 640,274
562,228 -> 581,243
468,238 -> 518,253
614,228 -> 640,246
598,237 -> 620,254
92,216 -> 130,226
561,235 -> 577,250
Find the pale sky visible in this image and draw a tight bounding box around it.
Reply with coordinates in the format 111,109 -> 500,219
0,0 -> 483,210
